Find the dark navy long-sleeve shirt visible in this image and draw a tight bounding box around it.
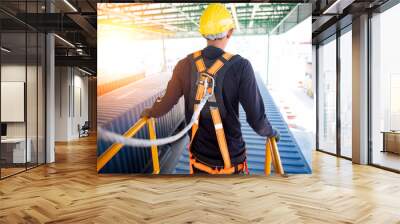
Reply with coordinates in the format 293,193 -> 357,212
148,45 -> 275,166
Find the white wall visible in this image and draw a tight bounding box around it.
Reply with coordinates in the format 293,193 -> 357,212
1,63 -> 46,163
55,67 -> 89,141
55,66 -> 70,141
71,73 -> 89,138
1,65 -> 35,138
1,65 -> 26,146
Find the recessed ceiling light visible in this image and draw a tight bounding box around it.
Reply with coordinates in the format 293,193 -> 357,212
1,47 -> 11,53
54,34 -> 75,48
63,0 -> 78,12
78,67 -> 93,76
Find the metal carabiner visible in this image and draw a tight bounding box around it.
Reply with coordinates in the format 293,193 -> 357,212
200,73 -> 215,99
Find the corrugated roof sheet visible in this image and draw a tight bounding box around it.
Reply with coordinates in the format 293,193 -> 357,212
97,74 -> 185,173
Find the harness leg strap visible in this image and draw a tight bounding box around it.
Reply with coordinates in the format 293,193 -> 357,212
210,107 -> 232,169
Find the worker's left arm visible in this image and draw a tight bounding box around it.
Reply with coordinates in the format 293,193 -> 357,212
143,60 -> 185,118
238,59 -> 278,138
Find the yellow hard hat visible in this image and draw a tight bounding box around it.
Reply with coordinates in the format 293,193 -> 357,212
199,3 -> 235,37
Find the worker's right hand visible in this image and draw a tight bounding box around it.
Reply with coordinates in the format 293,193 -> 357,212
140,108 -> 153,118
270,128 -> 280,142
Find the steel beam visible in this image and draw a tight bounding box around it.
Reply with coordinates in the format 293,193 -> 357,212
67,13 -> 97,38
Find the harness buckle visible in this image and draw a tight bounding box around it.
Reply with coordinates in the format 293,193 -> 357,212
199,72 -> 215,99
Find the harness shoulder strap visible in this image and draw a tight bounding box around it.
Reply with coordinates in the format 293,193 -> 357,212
191,50 -> 234,75
211,54 -> 240,118
189,50 -> 240,120
207,52 -> 233,76
193,50 -> 206,73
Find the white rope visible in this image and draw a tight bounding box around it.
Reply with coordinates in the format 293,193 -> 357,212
98,87 -> 211,148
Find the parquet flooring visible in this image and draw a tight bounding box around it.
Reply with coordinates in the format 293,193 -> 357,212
1,167 -> 26,178
1,135 -> 400,223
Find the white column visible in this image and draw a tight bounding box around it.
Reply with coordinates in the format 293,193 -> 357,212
45,1 -> 55,163
352,14 -> 369,164
46,33 -> 55,163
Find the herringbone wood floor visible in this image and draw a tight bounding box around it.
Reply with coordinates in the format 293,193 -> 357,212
1,135 -> 400,224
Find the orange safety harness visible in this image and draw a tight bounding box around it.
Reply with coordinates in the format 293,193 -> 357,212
189,50 -> 248,175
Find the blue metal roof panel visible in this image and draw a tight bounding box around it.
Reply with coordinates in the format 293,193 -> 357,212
97,75 -> 185,173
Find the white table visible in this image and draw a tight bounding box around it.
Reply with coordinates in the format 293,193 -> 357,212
1,138 -> 31,163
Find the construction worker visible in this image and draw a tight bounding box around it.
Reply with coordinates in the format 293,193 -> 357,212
141,3 -> 280,174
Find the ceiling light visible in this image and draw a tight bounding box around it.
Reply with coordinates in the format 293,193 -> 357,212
323,1 -> 341,14
54,34 -> 75,48
63,0 -> 78,12
78,67 -> 93,76
1,47 -> 11,53
323,0 -> 354,15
